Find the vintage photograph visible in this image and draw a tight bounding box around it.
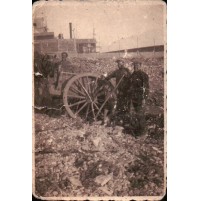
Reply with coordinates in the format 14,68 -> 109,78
33,0 -> 166,200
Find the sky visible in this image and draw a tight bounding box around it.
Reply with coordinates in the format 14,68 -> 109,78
33,1 -> 165,51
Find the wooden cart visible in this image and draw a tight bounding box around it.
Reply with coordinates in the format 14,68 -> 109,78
45,70 -> 116,121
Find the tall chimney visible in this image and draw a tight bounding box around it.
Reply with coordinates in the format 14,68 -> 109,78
69,22 -> 72,39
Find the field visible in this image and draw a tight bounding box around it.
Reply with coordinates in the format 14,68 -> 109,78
33,56 -> 165,199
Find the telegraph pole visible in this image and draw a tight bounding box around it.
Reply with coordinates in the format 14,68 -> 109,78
72,28 -> 77,54
117,35 -> 121,57
98,36 -> 101,53
93,27 -> 96,39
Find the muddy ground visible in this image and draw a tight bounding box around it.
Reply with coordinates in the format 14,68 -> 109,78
33,57 -> 165,198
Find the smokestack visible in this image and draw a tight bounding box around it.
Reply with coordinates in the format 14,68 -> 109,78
69,22 -> 72,39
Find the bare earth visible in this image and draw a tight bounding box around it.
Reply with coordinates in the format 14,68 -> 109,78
33,57 -> 165,198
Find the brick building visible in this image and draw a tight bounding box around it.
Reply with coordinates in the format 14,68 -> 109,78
33,18 -> 96,55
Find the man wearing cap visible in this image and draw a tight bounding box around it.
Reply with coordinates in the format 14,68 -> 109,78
106,59 -> 131,116
129,59 -> 149,136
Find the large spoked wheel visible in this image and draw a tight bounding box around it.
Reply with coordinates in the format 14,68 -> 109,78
63,73 -> 115,120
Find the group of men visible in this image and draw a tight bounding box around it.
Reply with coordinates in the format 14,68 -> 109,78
105,58 -> 149,136
57,52 -> 149,136
48,52 -> 149,136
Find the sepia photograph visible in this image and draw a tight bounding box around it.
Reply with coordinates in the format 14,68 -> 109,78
32,0 -> 166,200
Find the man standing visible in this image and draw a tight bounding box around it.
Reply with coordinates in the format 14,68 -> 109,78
106,59 -> 131,116
129,59 -> 149,136
55,52 -> 72,88
59,52 -> 72,72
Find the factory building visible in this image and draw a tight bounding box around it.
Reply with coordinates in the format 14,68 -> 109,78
33,18 -> 96,54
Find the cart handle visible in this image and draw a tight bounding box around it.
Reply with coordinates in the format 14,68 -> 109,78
95,74 -> 125,120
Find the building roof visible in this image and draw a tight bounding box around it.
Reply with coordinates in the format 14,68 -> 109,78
101,29 -> 164,53
34,32 -> 55,40
34,32 -> 54,37
76,39 -> 96,43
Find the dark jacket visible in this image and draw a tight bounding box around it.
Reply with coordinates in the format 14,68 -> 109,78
129,70 -> 149,100
106,67 -> 131,92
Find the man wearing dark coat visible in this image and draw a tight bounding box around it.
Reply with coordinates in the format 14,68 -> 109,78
106,59 -> 131,115
129,59 -> 149,136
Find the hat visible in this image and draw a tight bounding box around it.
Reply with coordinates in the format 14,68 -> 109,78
131,59 -> 142,65
61,52 -> 68,57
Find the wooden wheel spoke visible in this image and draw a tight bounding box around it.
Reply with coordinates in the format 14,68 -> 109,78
93,102 -> 100,110
73,81 -> 86,96
70,85 -> 85,96
85,104 -> 90,119
93,87 -> 102,97
86,76 -> 92,95
91,103 -> 96,120
96,91 -> 106,97
82,77 -> 90,94
63,73 -> 114,119
69,99 -> 86,108
90,77 -> 98,94
77,79 -> 91,100
67,94 -> 85,99
75,102 -> 88,115
81,77 -> 88,92
94,77 -> 99,90
87,108 -> 93,116
95,101 -> 101,106
94,83 -> 107,94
